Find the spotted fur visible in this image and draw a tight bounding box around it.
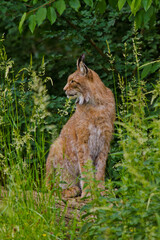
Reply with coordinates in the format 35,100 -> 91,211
46,56 -> 116,198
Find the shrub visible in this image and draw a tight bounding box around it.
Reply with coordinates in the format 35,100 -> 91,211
0,38 -> 55,187
79,38 -> 160,240
0,35 -> 160,239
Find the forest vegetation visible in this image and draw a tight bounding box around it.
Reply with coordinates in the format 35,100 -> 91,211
0,0 -> 160,239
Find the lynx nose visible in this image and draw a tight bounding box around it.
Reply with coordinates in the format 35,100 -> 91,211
63,84 -> 68,92
64,82 -> 70,94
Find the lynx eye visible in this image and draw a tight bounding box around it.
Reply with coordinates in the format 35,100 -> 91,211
70,79 -> 80,85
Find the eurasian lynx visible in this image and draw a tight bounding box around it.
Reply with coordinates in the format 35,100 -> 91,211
46,55 -> 115,198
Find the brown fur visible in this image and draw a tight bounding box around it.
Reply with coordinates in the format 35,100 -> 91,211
46,56 -> 116,198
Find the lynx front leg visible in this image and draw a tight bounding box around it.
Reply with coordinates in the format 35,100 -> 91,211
77,146 -> 94,198
95,150 -> 108,192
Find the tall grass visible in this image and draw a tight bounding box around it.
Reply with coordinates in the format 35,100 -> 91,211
0,40 -> 81,239
79,36 -> 160,239
0,35 -> 160,240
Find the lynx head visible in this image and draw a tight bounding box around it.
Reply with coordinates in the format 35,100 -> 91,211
63,54 -> 93,105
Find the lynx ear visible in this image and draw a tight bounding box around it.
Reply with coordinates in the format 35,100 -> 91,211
77,54 -> 88,76
79,61 -> 88,76
77,54 -> 85,68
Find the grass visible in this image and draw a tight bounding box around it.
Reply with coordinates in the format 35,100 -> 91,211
0,189 -> 80,239
0,36 -> 160,239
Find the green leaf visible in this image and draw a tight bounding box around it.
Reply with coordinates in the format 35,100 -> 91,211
69,0 -> 81,11
131,0 -> 142,15
144,6 -> 154,24
33,0 -> 38,4
80,222 -> 92,235
135,9 -> 144,28
127,0 -> 132,7
54,0 -> 66,15
47,7 -> 57,24
83,0 -> 93,7
150,62 -> 160,73
19,12 -> 26,33
36,7 -> 47,26
118,0 -> 126,10
141,63 -> 152,79
142,0 -> 152,11
109,0 -> 118,8
96,0 -> 107,14
29,15 -> 36,33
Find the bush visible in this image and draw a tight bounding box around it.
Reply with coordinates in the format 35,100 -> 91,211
0,39 -> 81,240
0,38 -> 56,187
79,39 -> 160,240
0,36 -> 160,239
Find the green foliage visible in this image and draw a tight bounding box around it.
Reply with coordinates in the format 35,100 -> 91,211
140,60 -> 160,79
47,7 -> 57,24
83,0 -> 93,7
118,0 -> 126,10
1,0 -> 159,100
0,189 -> 79,239
29,14 -> 37,33
69,0 -> 81,11
19,12 -> 27,33
0,0 -> 160,239
0,40 -> 56,186
0,41 -> 80,240
79,40 -> 160,240
18,0 -> 160,33
36,7 -> 47,26
54,0 -> 66,16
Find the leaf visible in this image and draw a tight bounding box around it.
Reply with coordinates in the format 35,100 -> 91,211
135,9 -> 144,28
141,63 -> 152,79
19,12 -> 26,33
150,62 -> 160,73
96,0 -> 107,14
83,0 -> 93,7
69,0 -> 81,11
131,0 -> 142,15
33,0 -> 38,4
118,0 -> 126,10
127,0 -> 132,7
144,6 -> 154,24
142,0 -> 152,12
54,0 -> 66,15
29,15 -> 36,33
47,7 -> 57,24
79,222 -> 92,235
36,7 -> 47,26
109,0 -> 118,8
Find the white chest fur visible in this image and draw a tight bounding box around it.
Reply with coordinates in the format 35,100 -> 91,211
88,124 -> 104,162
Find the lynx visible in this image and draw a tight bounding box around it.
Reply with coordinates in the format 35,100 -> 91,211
46,55 -> 115,198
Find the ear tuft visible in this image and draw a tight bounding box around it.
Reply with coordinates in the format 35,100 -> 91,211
81,54 -> 85,62
77,54 -> 88,76
77,54 -> 85,68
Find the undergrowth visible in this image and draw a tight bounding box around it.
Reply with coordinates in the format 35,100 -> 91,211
0,35 -> 160,240
79,35 -> 160,240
